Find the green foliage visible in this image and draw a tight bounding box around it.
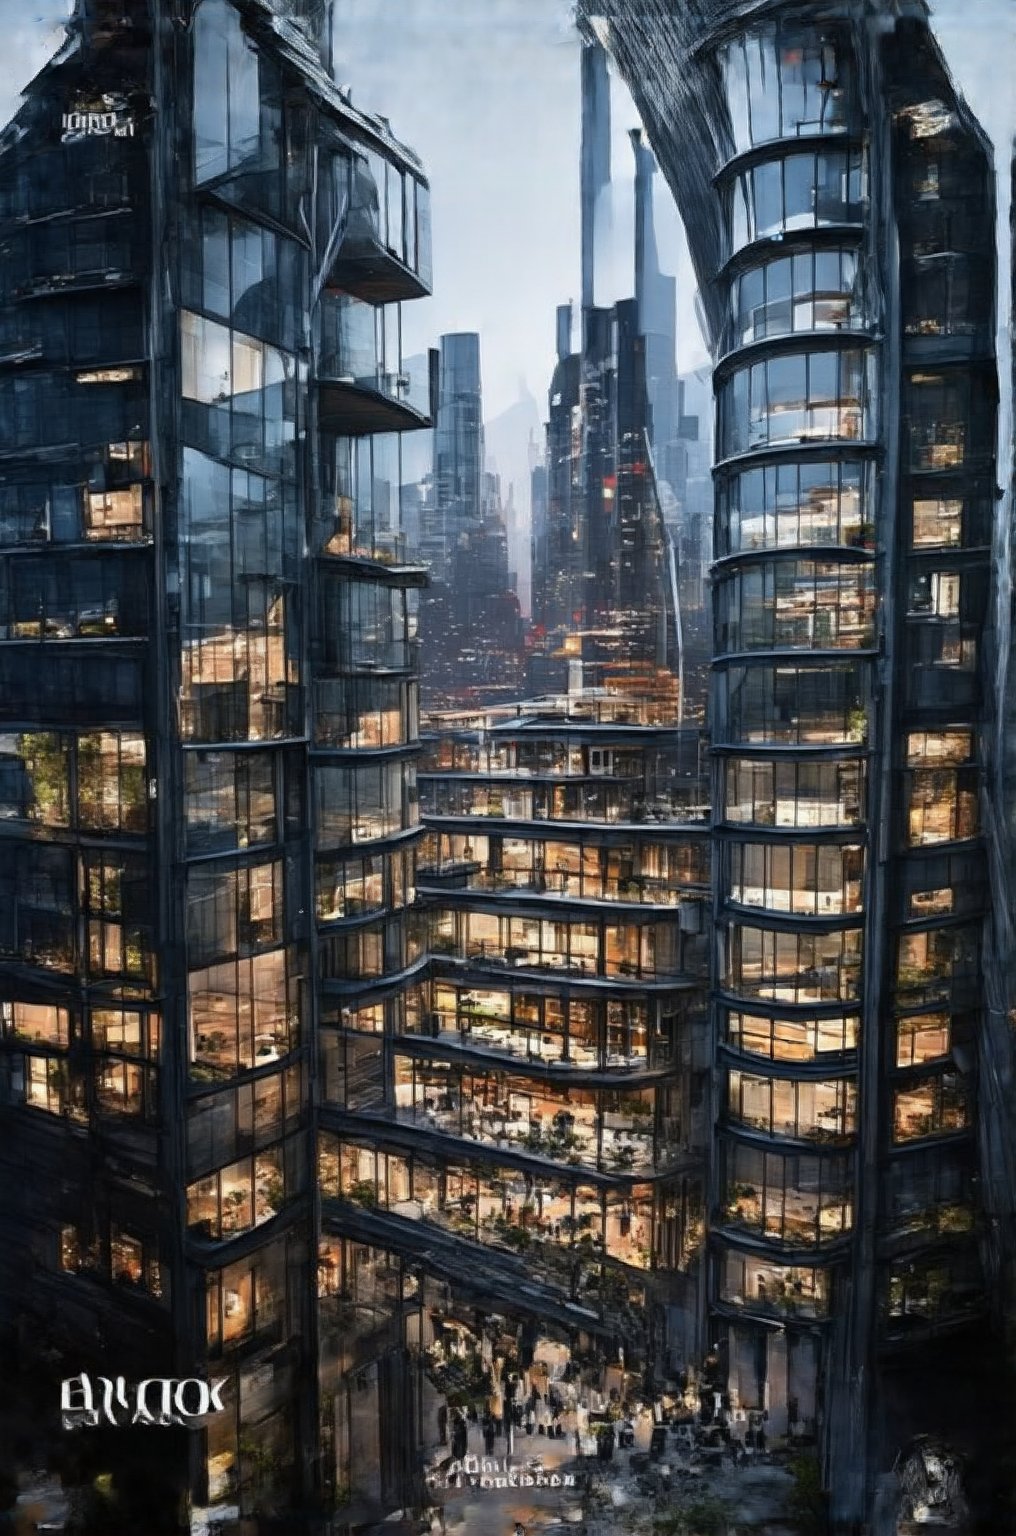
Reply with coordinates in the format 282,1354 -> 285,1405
789,1453 -> 829,1536
348,1179 -> 378,1207
653,1494 -> 729,1536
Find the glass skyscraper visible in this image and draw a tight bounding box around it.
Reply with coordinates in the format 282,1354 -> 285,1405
579,0 -> 1013,1527
0,0 -> 432,1522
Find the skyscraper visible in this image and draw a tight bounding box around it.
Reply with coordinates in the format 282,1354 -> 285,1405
578,0 -> 1014,1526
0,0 -> 432,1523
425,332 -> 484,585
416,333 -> 524,705
631,128 -> 682,499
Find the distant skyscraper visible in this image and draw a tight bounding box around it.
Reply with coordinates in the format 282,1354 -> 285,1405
580,38 -> 611,317
631,129 -> 682,493
427,332 -> 484,585
416,334 -> 523,704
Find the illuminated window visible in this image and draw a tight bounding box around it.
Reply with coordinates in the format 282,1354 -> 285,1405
85,484 -> 144,540
906,731 -> 972,767
896,1013 -> 951,1067
912,497 -> 962,548
893,1073 -> 969,1141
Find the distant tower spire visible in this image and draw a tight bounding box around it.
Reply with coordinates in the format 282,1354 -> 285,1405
580,38 -> 611,317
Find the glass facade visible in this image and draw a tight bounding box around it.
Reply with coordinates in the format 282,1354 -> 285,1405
316,705 -> 709,1440
0,0 -> 433,1523
578,0 -> 1004,1515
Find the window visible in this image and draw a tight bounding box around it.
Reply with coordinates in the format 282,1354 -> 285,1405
317,573 -> 410,673
903,253 -> 990,339
721,1252 -> 830,1318
95,1059 -> 149,1117
906,765 -> 978,845
314,759 -> 414,847
193,0 -> 261,185
724,922 -> 863,1004
728,1069 -> 856,1141
0,844 -> 75,971
318,434 -> 404,562
189,946 -> 295,1080
726,148 -> 866,257
20,1055 -> 86,1119
719,661 -> 867,746
315,853 -> 386,922
180,313 -> 296,474
721,25 -> 852,152
92,1005 -> 160,1060
0,551 -> 148,641
85,852 -> 152,981
887,1146 -> 975,1238
206,1242 -> 286,1353
1,1001 -> 70,1047
895,924 -> 978,1002
886,1251 -> 982,1327
85,484 -> 145,541
185,749 -> 278,851
906,730 -> 973,767
724,758 -> 863,828
715,559 -> 875,652
314,675 -> 417,750
906,373 -> 972,472
718,460 -> 872,555
179,449 -> 301,744
893,1073 -> 969,1142
186,1134 -> 303,1239
720,348 -> 875,457
727,841 -> 863,916
724,1009 -> 857,1061
896,1012 -> 950,1068
0,732 -> 70,825
912,496 -> 964,548
729,248 -> 861,349
722,1141 -> 852,1246
79,731 -> 147,832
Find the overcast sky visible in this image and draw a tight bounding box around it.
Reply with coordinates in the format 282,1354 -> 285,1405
5,0 -> 1013,424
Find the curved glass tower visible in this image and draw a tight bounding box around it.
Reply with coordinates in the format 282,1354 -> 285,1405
579,1 -> 1011,1526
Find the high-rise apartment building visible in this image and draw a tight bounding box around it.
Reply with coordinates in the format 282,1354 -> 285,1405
0,0 -> 432,1524
579,0 -> 1014,1526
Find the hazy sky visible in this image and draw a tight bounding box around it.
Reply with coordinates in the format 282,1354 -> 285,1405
5,0 -> 1014,425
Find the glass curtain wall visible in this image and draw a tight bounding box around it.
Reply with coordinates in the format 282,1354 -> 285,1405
711,15 -> 869,1435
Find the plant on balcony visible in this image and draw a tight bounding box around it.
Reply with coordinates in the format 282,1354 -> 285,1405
347,1179 -> 378,1208
260,1172 -> 285,1213
847,705 -> 867,742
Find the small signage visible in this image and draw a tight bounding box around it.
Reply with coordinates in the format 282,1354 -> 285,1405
61,93 -> 136,143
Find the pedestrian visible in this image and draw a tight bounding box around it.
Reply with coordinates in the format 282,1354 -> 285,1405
483,1415 -> 496,1456
452,1411 -> 468,1462
437,1403 -> 448,1446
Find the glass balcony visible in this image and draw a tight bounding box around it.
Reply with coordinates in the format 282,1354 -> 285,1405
716,459 -> 874,557
721,1140 -> 852,1248
326,147 -> 432,302
720,1250 -> 831,1320
318,293 -> 431,434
